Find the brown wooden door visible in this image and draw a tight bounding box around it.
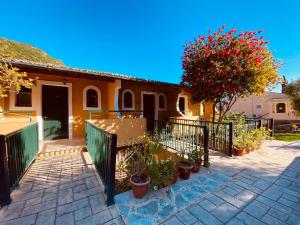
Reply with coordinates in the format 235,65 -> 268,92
143,94 -> 156,132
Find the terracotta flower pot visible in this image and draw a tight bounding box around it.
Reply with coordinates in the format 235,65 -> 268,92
130,175 -> 150,198
234,148 -> 245,156
191,160 -> 202,173
178,161 -> 193,180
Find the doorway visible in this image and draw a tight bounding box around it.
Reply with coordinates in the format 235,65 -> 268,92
142,93 -> 156,132
42,85 -> 69,140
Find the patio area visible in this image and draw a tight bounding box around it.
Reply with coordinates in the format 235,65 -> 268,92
0,140 -> 300,225
116,140 -> 300,225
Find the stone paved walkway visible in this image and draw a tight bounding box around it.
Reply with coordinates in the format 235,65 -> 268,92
0,150 -> 123,225
163,140 -> 300,225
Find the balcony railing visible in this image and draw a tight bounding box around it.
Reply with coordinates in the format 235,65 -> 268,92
85,121 -> 117,206
0,123 -> 39,206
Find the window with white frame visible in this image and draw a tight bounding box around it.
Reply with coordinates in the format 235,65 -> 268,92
122,89 -> 134,110
15,87 -> 32,107
158,94 -> 167,110
83,86 -> 101,110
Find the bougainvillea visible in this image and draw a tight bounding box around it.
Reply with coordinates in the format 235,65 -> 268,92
181,26 -> 281,122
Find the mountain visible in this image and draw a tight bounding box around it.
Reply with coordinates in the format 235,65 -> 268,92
0,38 -> 64,65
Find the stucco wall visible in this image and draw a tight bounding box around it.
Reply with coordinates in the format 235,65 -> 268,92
89,118 -> 146,147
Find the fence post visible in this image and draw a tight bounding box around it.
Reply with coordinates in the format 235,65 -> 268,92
106,133 -> 117,206
203,125 -> 209,167
228,122 -> 233,157
270,118 -> 274,137
0,135 -> 11,206
258,120 -> 262,129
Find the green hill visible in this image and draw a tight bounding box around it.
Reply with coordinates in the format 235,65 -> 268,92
0,38 -> 64,65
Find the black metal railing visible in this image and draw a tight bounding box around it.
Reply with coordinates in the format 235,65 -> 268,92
0,123 -> 39,206
85,121 -> 117,206
154,120 -> 209,167
89,110 -> 143,120
169,118 -> 233,156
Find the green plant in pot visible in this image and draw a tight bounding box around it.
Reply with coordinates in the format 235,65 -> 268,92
177,149 -> 193,180
122,143 -> 151,198
188,147 -> 203,173
148,158 -> 176,190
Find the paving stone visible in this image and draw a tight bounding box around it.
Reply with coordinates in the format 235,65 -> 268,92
236,190 -> 256,202
73,184 -> 87,193
262,188 -> 283,201
24,196 -> 42,207
14,189 -> 44,202
176,209 -> 198,225
60,179 -> 85,190
57,197 -> 90,216
223,187 -> 240,196
108,205 -> 120,219
243,200 -> 269,218
22,199 -> 56,216
261,214 -> 287,225
164,216 -> 184,225
73,187 -> 100,200
215,191 -> 246,208
268,208 -> 289,222
102,217 -> 125,225
207,195 -> 225,207
89,193 -> 107,214
226,218 -> 245,225
42,192 -> 57,202
58,188 -> 73,205
0,201 -> 25,221
252,180 -> 272,190
75,209 -> 112,225
210,202 -> 239,223
198,200 -> 216,212
36,208 -> 56,225
74,206 -> 92,221
188,204 -> 222,225
277,197 -> 299,210
56,212 -> 75,225
256,195 -> 292,214
0,214 -> 37,225
85,176 -> 99,189
287,212 -> 300,225
235,180 -> 263,194
236,212 -> 266,225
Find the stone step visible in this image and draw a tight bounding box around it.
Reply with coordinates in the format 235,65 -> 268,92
37,146 -> 86,159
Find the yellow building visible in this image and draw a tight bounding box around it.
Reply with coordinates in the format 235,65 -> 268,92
0,60 -> 212,142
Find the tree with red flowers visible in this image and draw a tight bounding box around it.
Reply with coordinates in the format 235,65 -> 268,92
181,26 -> 281,124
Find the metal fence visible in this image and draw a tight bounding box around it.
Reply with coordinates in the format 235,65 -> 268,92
89,110 -> 143,120
0,123 -> 39,206
169,118 -> 233,156
154,120 -> 209,167
85,121 -> 117,206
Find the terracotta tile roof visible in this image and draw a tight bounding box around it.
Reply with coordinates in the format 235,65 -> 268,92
4,59 -> 180,87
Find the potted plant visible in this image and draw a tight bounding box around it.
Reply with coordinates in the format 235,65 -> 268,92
123,143 -> 151,198
148,158 -> 176,190
177,149 -> 193,180
188,147 -> 203,173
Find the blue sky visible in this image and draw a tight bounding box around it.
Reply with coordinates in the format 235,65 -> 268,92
1,0 -> 300,88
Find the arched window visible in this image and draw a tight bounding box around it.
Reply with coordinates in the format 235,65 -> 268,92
122,89 -> 134,110
83,86 -> 101,110
86,89 -> 98,108
158,94 -> 167,110
276,103 -> 286,113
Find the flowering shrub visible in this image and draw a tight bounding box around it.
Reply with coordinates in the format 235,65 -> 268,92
181,26 -> 281,123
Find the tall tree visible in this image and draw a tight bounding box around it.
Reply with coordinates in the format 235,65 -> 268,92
285,79 -> 300,115
181,26 -> 281,124
0,56 -> 32,98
